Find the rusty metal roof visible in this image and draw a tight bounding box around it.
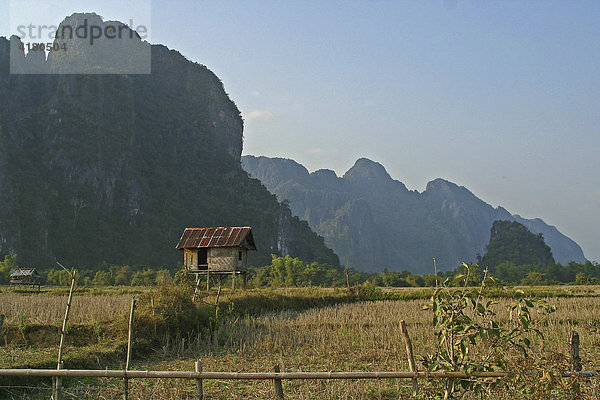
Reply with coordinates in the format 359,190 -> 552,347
176,227 -> 257,250
10,268 -> 41,278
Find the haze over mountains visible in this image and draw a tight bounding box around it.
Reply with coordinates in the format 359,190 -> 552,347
242,155 -> 586,273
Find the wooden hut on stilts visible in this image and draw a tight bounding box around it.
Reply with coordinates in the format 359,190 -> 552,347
176,226 -> 256,292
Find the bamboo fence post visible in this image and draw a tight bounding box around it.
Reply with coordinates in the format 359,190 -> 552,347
273,364 -> 284,399
52,361 -> 64,400
195,359 -> 203,400
570,331 -> 582,397
57,269 -> 76,367
55,265 -> 76,399
400,320 -> 418,396
123,297 -> 136,400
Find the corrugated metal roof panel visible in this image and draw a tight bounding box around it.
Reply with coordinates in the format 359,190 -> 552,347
176,227 -> 256,250
10,268 -> 40,278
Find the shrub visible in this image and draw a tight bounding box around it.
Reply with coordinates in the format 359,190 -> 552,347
422,263 -> 556,399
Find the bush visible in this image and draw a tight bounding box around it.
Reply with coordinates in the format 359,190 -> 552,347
0,254 -> 18,284
135,281 -> 210,342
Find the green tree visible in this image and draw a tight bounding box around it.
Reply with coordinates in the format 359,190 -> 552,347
131,269 -> 156,286
46,269 -> 74,286
155,269 -> 172,285
520,271 -> 549,286
0,254 -> 18,284
92,270 -> 113,286
114,265 -> 133,285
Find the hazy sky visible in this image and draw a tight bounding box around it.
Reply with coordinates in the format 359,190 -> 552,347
3,1 -> 599,261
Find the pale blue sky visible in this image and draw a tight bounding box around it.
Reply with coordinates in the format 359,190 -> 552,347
3,1 -> 599,261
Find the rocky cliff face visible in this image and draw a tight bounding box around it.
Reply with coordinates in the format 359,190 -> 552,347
242,155 -> 587,272
0,14 -> 338,268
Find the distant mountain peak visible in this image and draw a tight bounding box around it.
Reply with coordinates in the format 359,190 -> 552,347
343,158 -> 392,182
242,156 -> 587,271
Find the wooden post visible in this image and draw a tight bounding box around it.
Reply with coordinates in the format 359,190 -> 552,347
206,272 -> 210,291
53,361 -> 64,400
345,267 -> 350,292
570,331 -> 581,372
570,331 -> 581,397
273,364 -> 284,399
124,297 -> 136,400
195,359 -> 203,400
57,269 -> 76,367
215,283 -> 222,306
243,272 -> 247,290
151,297 -> 156,334
231,271 -> 236,291
400,320 -> 418,396
0,314 -> 4,337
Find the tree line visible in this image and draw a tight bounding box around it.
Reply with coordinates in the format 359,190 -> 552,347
1,253 -> 598,288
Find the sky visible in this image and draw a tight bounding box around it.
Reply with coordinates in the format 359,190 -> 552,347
2,1 -> 599,261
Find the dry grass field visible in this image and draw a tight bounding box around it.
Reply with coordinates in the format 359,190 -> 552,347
1,287 -> 599,399
0,292 -> 131,324
74,296 -> 600,399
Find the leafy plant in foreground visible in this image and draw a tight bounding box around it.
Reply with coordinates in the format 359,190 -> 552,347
422,262 -> 555,399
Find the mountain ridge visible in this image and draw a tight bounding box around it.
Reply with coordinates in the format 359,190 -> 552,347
242,155 -> 586,272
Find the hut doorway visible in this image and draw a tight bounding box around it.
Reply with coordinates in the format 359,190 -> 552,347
198,248 -> 208,270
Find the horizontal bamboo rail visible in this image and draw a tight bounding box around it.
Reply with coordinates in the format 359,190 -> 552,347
0,369 -> 596,379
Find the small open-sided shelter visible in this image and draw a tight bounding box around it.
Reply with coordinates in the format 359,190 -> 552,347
176,226 -> 256,289
10,268 -> 42,290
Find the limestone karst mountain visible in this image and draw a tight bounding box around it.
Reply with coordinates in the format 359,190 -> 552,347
0,14 -> 338,268
242,155 -> 586,272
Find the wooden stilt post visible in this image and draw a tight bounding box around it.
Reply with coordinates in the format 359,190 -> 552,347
570,331 -> 582,397
400,320 -> 418,396
193,274 -> 202,302
273,364 -> 284,399
206,272 -> 210,291
123,297 -> 136,400
195,359 -> 204,400
231,271 -> 236,291
215,281 -> 222,306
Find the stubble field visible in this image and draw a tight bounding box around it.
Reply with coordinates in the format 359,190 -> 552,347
0,287 -> 599,399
